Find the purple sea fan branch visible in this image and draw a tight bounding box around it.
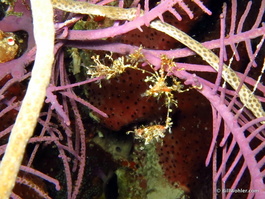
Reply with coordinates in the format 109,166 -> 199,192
60,91 -> 108,118
0,102 -> 20,119
57,0 -> 211,41
237,33 -> 265,95
0,72 -> 30,98
246,124 -> 265,143
45,48 -> 107,124
19,165 -> 60,191
205,105 -> 222,166
225,162 -> 248,198
69,99 -> 86,199
71,24 -> 265,65
49,131 -> 73,199
46,86 -> 71,125
174,69 -> 265,198
15,177 -> 52,199
0,125 -> 13,140
48,77 -> 104,92
213,3 -> 227,94
164,6 -> 265,196
26,109 -> 55,167
10,192 -> 22,199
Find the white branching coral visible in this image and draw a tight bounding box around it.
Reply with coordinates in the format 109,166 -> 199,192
0,0 -> 55,198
